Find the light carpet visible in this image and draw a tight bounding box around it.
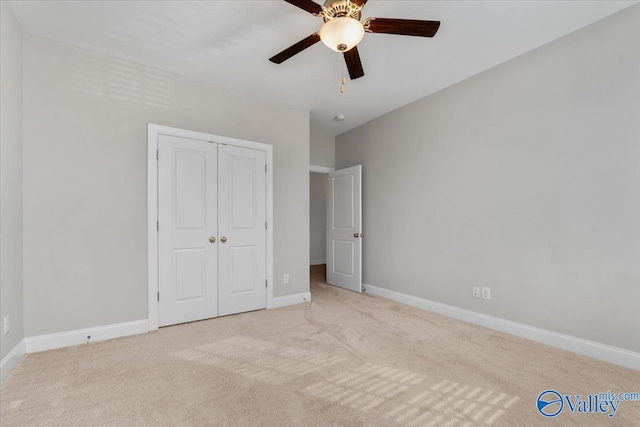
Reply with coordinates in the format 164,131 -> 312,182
1,266 -> 639,426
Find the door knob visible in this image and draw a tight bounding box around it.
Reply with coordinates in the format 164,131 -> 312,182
220,237 -> 227,243
354,233 -> 362,238
209,237 -> 216,243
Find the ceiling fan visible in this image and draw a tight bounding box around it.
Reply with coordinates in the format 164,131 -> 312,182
269,0 -> 441,80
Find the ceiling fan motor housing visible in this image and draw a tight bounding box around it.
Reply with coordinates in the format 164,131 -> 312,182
322,0 -> 362,22
319,1 -> 366,52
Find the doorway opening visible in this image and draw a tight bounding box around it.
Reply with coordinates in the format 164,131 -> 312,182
310,170 -> 329,293
309,163 -> 363,295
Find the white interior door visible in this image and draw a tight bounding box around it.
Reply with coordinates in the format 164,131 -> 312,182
327,165 -> 362,293
158,135 -> 218,326
218,145 -> 267,316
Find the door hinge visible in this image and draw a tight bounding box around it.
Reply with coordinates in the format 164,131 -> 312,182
265,280 -> 268,288
265,164 -> 267,173
157,292 -> 160,302
157,221 -> 159,231
156,150 -> 159,160
265,222 -> 267,230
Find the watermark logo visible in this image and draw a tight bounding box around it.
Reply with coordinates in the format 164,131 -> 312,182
536,389 -> 639,418
537,390 -> 564,417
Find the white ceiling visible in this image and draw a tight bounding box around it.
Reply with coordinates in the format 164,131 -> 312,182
8,0 -> 638,137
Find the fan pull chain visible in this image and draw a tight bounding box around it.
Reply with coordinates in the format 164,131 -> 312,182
340,76 -> 345,93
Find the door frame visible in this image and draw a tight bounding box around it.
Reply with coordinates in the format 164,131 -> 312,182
147,124 -> 274,331
309,165 -> 334,174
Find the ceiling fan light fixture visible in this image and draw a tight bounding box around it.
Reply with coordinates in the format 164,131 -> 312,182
319,17 -> 365,52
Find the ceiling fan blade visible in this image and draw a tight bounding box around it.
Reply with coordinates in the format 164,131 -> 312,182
351,0 -> 369,6
284,0 -> 323,15
365,18 -> 440,37
269,33 -> 321,64
344,47 -> 364,80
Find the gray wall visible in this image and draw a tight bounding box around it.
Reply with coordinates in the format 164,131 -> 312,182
310,124 -> 335,169
337,5 -> 640,352
22,34 -> 310,337
310,173 -> 327,264
0,1 -> 24,360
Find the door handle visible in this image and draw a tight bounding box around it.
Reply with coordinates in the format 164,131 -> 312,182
354,233 -> 362,238
220,237 -> 227,243
209,237 -> 216,243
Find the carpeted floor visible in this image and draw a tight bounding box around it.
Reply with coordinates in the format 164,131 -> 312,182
1,265 -> 639,426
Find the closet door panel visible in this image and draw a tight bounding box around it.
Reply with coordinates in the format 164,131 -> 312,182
158,136 -> 218,326
218,145 -> 267,316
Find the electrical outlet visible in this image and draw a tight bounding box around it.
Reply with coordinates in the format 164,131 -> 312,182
482,287 -> 491,300
283,274 -> 289,284
3,315 -> 9,335
472,287 -> 480,298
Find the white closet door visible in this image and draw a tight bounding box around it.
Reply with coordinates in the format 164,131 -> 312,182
327,165 -> 362,293
218,145 -> 267,316
158,136 -> 218,326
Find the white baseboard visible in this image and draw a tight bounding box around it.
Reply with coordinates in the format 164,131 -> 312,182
25,320 -> 149,354
363,283 -> 640,371
1,339 -> 26,381
310,259 -> 326,266
272,292 -> 312,308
